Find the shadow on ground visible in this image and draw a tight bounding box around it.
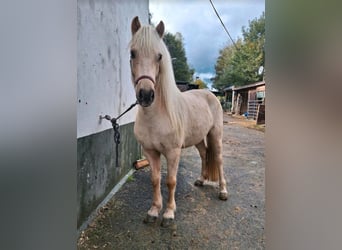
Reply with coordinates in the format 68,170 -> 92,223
78,114 -> 265,249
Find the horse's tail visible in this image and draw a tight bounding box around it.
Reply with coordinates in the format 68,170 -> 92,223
204,131 -> 220,182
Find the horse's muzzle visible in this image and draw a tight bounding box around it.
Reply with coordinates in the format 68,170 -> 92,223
137,88 -> 155,107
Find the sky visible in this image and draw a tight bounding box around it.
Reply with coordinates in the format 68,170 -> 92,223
149,0 -> 265,88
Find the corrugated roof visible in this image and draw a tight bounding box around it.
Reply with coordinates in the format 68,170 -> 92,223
223,85 -> 234,91
223,81 -> 265,92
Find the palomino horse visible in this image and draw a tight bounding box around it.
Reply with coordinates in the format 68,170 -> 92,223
130,16 -> 228,226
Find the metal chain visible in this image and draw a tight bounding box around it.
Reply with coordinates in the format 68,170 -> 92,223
100,101 -> 138,167
112,120 -> 120,167
113,121 -> 120,144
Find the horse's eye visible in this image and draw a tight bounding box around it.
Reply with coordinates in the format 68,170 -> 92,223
157,53 -> 162,61
130,50 -> 136,59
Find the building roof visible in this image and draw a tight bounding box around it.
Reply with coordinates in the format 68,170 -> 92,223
176,80 -> 190,85
223,85 -> 234,91
176,81 -> 199,92
223,81 -> 265,92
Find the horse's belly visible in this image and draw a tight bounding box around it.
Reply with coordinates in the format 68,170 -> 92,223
183,129 -> 208,148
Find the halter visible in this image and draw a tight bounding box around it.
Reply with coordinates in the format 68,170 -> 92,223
134,75 -> 156,85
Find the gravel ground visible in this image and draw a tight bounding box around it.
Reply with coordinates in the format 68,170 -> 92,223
78,113 -> 265,249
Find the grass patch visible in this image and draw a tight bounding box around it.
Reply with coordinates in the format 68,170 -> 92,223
127,174 -> 135,182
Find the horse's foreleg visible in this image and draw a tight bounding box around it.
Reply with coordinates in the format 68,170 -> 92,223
161,148 -> 181,226
143,149 -> 162,223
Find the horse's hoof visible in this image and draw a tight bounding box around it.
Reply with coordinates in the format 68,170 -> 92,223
194,179 -> 204,187
161,217 -> 174,228
143,214 -> 158,224
219,192 -> 228,201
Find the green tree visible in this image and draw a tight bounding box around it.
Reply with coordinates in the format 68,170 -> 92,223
194,77 -> 208,89
214,45 -> 235,81
213,12 -> 265,89
163,32 -> 193,82
213,39 -> 242,88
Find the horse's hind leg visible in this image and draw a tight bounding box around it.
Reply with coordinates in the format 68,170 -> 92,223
194,140 -> 207,186
143,149 -> 162,223
208,128 -> 228,200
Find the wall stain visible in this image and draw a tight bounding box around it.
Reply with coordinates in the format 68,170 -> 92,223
100,11 -> 104,22
107,46 -> 111,60
101,57 -> 105,69
89,0 -> 95,11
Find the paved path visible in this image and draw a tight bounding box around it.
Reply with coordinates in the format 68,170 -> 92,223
78,114 -> 265,249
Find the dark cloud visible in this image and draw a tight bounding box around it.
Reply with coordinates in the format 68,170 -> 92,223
150,0 -> 264,82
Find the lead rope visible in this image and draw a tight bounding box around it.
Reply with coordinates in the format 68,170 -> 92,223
100,101 -> 138,167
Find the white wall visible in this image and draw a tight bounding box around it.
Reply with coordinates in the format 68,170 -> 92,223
77,0 -> 149,138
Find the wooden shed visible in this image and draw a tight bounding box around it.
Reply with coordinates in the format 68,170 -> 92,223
223,81 -> 265,124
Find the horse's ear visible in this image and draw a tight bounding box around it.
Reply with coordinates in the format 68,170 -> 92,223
156,21 -> 165,38
131,16 -> 141,35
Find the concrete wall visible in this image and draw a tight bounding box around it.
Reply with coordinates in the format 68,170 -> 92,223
77,0 -> 149,228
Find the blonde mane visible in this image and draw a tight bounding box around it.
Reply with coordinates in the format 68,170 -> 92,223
130,25 -> 187,141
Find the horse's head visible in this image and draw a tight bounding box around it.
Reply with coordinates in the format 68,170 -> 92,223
130,16 -> 165,107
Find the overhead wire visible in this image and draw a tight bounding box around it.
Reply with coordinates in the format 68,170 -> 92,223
209,0 -> 238,50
